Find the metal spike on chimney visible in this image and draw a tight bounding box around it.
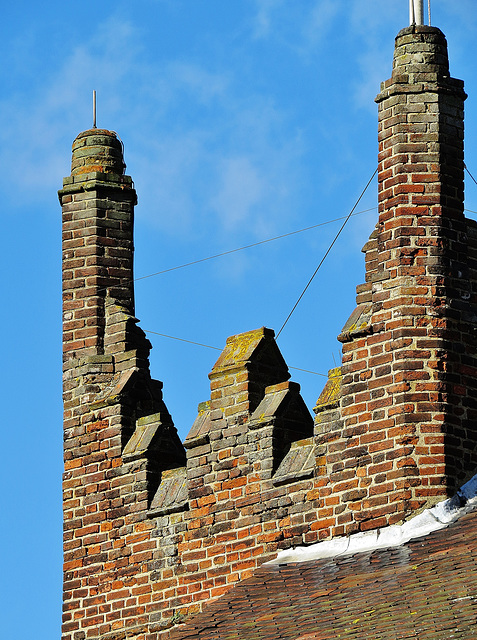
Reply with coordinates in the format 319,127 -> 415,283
410,0 -> 424,26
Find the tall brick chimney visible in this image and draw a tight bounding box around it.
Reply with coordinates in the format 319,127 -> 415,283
318,25 -> 477,532
61,129 -> 134,358
59,130 -> 185,639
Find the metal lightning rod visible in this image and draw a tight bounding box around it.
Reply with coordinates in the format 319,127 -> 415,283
410,0 -> 424,25
93,90 -> 97,129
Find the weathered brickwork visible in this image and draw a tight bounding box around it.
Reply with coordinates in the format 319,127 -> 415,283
334,25 -> 477,531
60,26 -> 477,640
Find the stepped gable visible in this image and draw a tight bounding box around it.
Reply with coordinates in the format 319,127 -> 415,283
59,15 -> 477,640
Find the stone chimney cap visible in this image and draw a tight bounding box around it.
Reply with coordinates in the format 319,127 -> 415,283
71,128 -> 126,176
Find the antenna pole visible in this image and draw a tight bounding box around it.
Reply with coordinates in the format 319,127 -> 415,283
410,0 -> 424,25
428,0 -> 431,25
93,90 -> 97,129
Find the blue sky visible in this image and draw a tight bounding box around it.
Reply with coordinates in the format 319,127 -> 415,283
2,1 -> 477,638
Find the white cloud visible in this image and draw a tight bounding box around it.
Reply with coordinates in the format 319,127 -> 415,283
251,0 -> 343,54
132,98 -> 303,242
166,62 -> 230,104
0,17 -> 145,201
248,0 -> 404,108
211,156 -> 264,229
0,12 -> 303,244
132,130 -> 208,233
302,0 -> 342,48
252,0 -> 287,39
128,65 -> 304,242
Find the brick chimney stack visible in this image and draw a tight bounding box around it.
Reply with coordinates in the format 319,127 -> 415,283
60,129 -> 136,361
59,131 -> 185,639
373,25 -> 472,496
325,25 -> 477,532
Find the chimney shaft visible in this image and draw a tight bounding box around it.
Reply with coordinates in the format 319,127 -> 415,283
59,129 -> 136,362
333,25 -> 475,532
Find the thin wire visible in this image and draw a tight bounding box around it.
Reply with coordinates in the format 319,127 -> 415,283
465,164 -> 477,189
276,167 -> 378,338
144,329 -> 221,351
134,207 -> 377,282
289,365 -> 327,377
141,164 -> 477,376
143,329 -> 327,376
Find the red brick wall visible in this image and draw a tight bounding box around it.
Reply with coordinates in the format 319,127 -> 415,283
334,25 -> 477,531
59,27 -> 477,640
